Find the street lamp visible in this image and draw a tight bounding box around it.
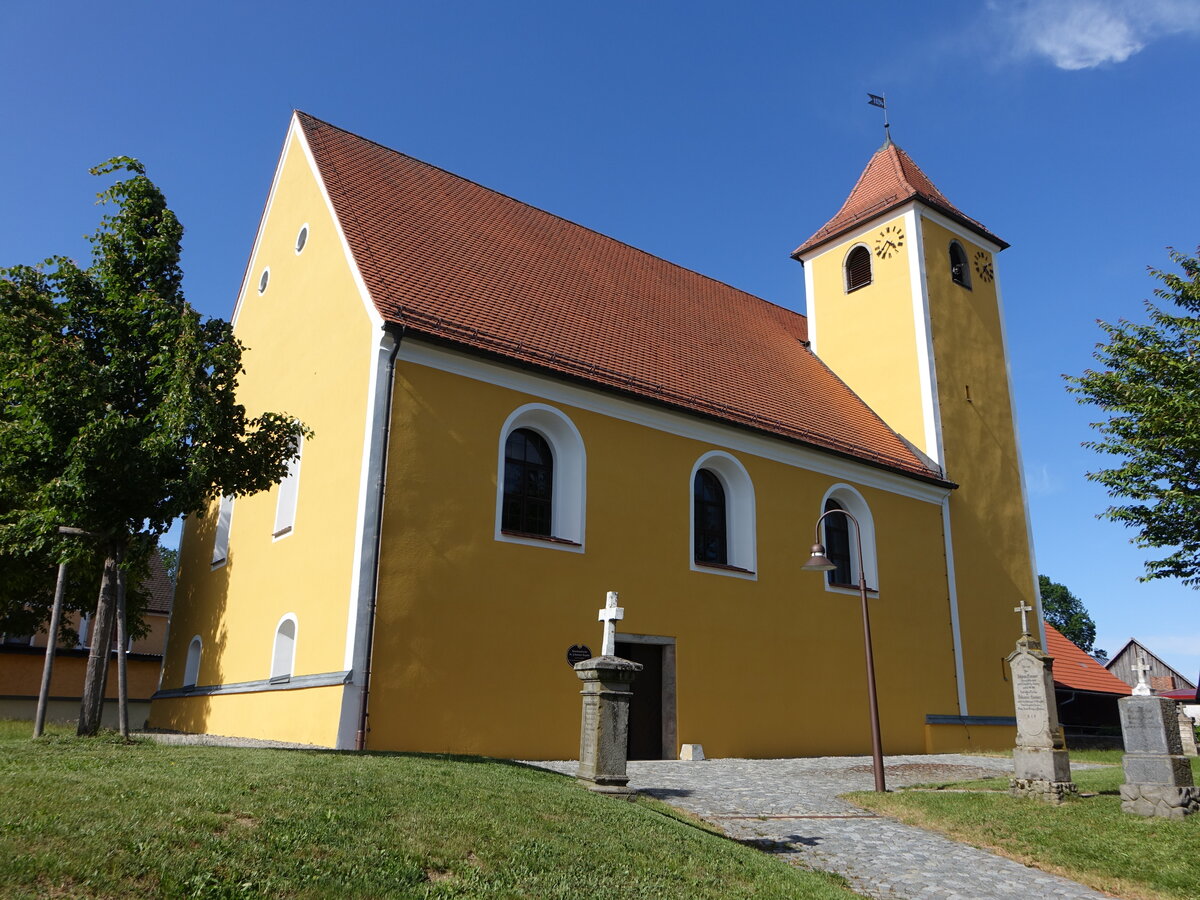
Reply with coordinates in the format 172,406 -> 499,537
802,508 -> 886,792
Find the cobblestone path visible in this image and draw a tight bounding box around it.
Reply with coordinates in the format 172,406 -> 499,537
527,755 -> 1117,900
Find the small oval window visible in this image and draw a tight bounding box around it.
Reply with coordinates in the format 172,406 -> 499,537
295,225 -> 309,254
258,268 -> 270,295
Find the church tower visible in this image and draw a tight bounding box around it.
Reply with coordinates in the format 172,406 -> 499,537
794,141 -> 1039,717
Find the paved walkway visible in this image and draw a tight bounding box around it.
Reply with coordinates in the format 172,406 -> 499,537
526,755 -> 1116,900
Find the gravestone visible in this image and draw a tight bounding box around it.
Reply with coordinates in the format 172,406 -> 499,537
1179,707 -> 1199,758
1119,695 -> 1200,818
574,592 -> 642,796
1006,601 -> 1076,803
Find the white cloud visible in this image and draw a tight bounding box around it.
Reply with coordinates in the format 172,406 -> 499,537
994,0 -> 1200,70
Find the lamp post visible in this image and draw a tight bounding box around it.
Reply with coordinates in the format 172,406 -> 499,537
801,508 -> 886,792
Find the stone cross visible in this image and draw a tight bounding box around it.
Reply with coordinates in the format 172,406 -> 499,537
1014,600 -> 1034,636
1132,653 -> 1153,696
598,591 -> 624,657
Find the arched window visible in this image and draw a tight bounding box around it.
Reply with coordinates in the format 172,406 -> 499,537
949,241 -> 971,288
823,499 -> 853,586
502,428 -> 554,537
271,615 -> 297,681
495,404 -> 586,549
184,636 -> 202,688
693,469 -> 727,565
690,451 -> 756,577
845,245 -> 872,292
819,484 -> 878,593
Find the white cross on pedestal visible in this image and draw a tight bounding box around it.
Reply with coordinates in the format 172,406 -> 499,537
1132,653 -> 1153,696
1014,600 -> 1034,635
598,591 -> 624,657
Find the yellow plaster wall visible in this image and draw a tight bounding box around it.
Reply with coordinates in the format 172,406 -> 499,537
920,216 -> 1036,718
150,126 -> 375,747
150,685 -> 344,746
808,215 -> 930,455
366,355 -> 969,759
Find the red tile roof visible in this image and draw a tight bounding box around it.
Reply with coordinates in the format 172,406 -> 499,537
297,113 -> 945,483
792,141 -> 1007,257
143,549 -> 175,616
1044,624 -> 1131,695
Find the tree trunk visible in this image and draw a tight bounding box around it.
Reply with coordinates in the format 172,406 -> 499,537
77,548 -> 120,736
115,558 -> 129,738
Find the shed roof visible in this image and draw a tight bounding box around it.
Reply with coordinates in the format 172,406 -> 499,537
1045,624 -> 1131,696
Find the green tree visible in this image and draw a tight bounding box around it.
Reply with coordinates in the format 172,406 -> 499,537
0,158 -> 308,735
1067,247 -> 1200,586
1038,574 -> 1099,654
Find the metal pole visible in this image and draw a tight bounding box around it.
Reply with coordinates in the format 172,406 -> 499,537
33,561 -> 69,738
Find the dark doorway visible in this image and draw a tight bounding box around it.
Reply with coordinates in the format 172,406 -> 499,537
617,640 -> 664,760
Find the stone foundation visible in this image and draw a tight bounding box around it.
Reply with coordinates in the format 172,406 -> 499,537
1119,783 -> 1200,819
1009,777 -> 1078,805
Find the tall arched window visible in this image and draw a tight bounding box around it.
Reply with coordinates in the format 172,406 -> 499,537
823,499 -> 853,586
949,241 -> 971,288
184,636 -> 202,688
845,245 -> 872,292
689,451 -> 756,576
271,615 -> 297,681
495,404 -> 586,549
693,469 -> 727,565
819,484 -> 879,594
502,428 -> 554,537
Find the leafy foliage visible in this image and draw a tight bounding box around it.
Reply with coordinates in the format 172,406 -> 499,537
1038,574 -> 1099,654
1068,247 -> 1200,586
0,159 -> 308,725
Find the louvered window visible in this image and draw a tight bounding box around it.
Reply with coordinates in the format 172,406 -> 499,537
845,246 -> 872,292
949,241 -> 971,288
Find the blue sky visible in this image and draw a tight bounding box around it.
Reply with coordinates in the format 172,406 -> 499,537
3,1 -> 1198,679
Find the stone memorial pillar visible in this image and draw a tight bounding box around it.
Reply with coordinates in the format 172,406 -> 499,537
574,591 -> 642,796
1177,707 -> 1198,758
1119,695 -> 1200,818
575,656 -> 641,795
1007,615 -> 1076,803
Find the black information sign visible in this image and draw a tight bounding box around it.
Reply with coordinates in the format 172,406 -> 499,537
566,644 -> 592,667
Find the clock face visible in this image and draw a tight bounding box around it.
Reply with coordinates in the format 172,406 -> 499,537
974,251 -> 994,283
874,225 -> 904,259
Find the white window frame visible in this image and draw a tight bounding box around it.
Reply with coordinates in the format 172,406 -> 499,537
273,438 -> 302,540
819,483 -> 879,596
689,450 -> 756,579
211,495 -> 234,569
183,636 -> 202,688
270,613 -> 298,681
495,403 -> 586,552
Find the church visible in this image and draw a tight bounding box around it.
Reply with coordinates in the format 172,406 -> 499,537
149,112 -> 1041,759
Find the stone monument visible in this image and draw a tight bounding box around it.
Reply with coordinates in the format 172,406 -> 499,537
574,591 -> 641,796
1119,657 -> 1199,818
1178,707 -> 1199,758
1007,600 -> 1076,804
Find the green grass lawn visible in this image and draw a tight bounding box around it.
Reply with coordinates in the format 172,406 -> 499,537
850,755 -> 1200,900
0,722 -> 855,899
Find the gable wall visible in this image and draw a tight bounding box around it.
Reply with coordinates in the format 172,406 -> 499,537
150,128 -> 378,746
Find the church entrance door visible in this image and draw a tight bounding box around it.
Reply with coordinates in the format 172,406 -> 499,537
616,637 -> 676,760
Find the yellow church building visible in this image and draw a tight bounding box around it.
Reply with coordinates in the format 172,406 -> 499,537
149,112 -> 1040,759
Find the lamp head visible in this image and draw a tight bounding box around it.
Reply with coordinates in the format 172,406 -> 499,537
802,543 -> 837,572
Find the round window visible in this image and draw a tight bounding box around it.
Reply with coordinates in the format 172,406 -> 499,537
295,225 -> 309,254
258,268 -> 270,295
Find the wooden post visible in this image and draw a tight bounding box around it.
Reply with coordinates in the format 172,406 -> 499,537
33,561 -> 69,738
115,555 -> 128,738
77,551 -> 119,736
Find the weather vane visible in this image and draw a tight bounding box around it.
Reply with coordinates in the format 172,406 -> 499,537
867,93 -> 890,144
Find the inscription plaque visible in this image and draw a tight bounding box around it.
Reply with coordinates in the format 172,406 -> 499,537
567,644 -> 593,667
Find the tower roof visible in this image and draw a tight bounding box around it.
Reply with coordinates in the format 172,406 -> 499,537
792,142 -> 1008,258
294,112 -> 945,483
